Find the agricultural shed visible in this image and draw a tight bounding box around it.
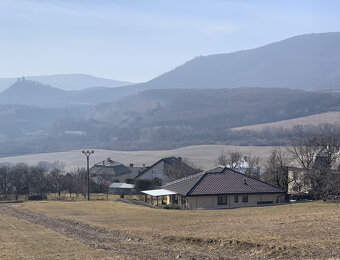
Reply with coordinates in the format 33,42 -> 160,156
109,183 -> 135,195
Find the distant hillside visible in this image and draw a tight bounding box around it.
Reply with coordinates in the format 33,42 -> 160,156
94,88 -> 340,129
0,79 -> 137,107
1,87 -> 340,154
0,79 -> 67,107
132,32 -> 340,91
27,74 -> 133,90
0,145 -> 275,170
2,33 -> 340,107
231,111 -> 340,131
0,74 -> 133,92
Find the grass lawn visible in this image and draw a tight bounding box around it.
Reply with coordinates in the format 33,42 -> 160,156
6,200 -> 338,259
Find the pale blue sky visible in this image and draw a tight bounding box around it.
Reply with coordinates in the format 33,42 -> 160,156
0,0 -> 339,82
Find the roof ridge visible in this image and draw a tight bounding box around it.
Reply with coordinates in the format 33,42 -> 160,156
163,171 -> 205,187
224,167 -> 284,192
186,172 -> 208,196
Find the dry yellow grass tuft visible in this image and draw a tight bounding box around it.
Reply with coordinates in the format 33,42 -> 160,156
10,200 -> 340,259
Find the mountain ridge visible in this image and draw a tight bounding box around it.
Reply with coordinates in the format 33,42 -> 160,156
132,32 -> 340,91
0,73 -> 134,92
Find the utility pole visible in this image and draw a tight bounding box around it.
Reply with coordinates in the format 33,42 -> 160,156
82,150 -> 94,201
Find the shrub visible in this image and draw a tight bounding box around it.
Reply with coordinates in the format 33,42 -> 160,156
169,203 -> 181,210
135,179 -> 153,192
28,194 -> 47,200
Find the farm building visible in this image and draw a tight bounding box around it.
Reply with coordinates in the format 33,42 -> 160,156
90,158 -> 145,183
109,183 -> 135,195
135,156 -> 198,185
152,167 -> 286,209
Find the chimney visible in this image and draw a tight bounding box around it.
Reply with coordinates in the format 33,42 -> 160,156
243,178 -> 247,185
143,164 -> 146,168
178,157 -> 182,162
130,163 -> 134,167
102,160 -> 105,166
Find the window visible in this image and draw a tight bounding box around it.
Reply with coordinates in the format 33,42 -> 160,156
234,195 -> 238,203
242,194 -> 248,203
217,195 -> 227,205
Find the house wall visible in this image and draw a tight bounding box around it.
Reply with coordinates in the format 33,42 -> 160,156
288,168 -> 311,195
95,173 -> 132,183
109,187 -> 135,195
136,161 -> 169,184
186,193 -> 285,210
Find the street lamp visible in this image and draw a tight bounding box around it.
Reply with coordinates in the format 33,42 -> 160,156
82,150 -> 94,201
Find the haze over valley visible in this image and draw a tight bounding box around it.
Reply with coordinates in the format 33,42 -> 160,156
1,33 -> 340,157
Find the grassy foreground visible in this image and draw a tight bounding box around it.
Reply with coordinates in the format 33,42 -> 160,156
1,200 -> 339,259
0,210 -> 129,260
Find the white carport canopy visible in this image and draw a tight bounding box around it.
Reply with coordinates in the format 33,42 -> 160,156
141,189 -> 177,197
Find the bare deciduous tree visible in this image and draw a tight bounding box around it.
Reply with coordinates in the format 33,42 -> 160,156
67,167 -> 87,197
216,150 -> 243,169
263,147 -> 289,191
50,161 -> 66,197
165,158 -> 202,181
0,163 -> 12,199
287,132 -> 340,199
10,163 -> 29,200
245,154 -> 261,179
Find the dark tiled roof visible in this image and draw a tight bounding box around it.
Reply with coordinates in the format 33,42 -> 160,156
162,156 -> 178,164
162,172 -> 205,196
163,167 -> 285,196
90,159 -> 132,176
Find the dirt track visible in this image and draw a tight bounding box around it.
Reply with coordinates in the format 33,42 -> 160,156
0,203 -> 226,260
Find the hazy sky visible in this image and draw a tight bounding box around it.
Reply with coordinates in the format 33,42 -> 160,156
0,0 -> 339,82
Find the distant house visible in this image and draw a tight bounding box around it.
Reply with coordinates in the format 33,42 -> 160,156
90,158 -> 145,183
287,151 -> 339,199
109,183 -> 135,195
159,167 -> 286,209
135,156 -> 197,185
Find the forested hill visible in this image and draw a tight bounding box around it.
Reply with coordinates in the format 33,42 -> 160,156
133,32 -> 340,91
2,33 -> 340,109
1,87 -> 340,154
94,87 -> 340,129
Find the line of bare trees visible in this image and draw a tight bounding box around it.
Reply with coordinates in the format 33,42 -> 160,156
216,131 -> 340,200
0,161 -> 88,200
216,150 -> 262,179
286,133 -> 340,200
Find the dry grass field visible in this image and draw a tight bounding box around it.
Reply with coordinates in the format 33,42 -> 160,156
0,200 -> 339,259
0,207 -> 130,260
0,145 -> 276,170
232,111 -> 340,132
